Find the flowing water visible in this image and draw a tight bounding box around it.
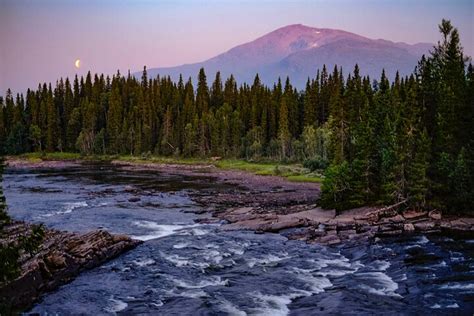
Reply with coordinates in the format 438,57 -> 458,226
4,164 -> 474,315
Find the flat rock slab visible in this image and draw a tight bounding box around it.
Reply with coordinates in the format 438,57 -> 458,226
0,222 -> 141,312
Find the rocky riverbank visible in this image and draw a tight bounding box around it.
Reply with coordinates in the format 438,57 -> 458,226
6,157 -> 474,245
214,205 -> 474,244
0,221 -> 141,312
109,159 -> 474,243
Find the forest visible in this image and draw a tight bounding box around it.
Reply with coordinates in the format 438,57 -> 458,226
0,20 -> 472,213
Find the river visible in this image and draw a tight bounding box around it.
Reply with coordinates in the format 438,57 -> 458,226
4,163 -> 473,315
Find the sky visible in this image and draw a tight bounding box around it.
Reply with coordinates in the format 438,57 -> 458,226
0,0 -> 472,94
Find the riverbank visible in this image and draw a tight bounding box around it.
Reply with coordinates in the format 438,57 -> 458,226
6,157 -> 474,246
9,152 -> 323,183
0,221 -> 140,312
101,159 -> 473,242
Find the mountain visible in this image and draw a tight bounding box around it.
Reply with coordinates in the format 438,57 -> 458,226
143,24 -> 433,89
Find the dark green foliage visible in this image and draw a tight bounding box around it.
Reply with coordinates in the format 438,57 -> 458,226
0,19 -> 471,213
320,161 -> 352,210
303,158 -> 328,171
321,20 -> 472,213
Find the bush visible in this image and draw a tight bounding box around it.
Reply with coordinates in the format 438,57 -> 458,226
303,156 -> 329,171
320,161 -> 351,210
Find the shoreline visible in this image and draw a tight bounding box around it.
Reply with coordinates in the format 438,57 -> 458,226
7,157 -> 473,242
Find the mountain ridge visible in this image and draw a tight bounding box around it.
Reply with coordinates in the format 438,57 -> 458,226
142,24 -> 433,88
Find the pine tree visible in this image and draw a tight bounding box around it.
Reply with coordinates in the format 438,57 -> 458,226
278,95 -> 290,159
196,68 -> 210,115
46,85 -> 59,151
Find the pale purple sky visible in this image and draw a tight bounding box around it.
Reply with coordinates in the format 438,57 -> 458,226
0,0 -> 472,94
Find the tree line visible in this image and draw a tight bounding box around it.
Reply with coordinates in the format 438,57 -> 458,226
0,20 -> 472,213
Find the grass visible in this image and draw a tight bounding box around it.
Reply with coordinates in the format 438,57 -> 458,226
215,159 -> 323,183
10,152 -> 323,183
18,152 -> 82,161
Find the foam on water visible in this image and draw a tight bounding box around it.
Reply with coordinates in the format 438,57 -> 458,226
130,221 -> 200,241
218,298 -> 248,316
170,276 -> 229,289
300,274 -> 332,294
446,303 -> 460,308
42,201 -> 88,217
173,242 -> 190,249
290,267 -> 333,293
176,289 -> 209,298
440,283 -> 474,290
356,272 -> 402,298
417,236 -> 430,244
104,297 -> 128,313
247,252 -> 291,268
370,260 -> 391,271
251,292 -> 307,316
202,249 -> 228,264
132,258 -> 155,267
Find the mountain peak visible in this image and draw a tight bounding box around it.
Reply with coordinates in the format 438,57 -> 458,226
145,25 -> 432,88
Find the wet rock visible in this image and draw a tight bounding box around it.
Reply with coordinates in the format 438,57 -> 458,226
387,214 -> 405,223
263,218 -> 307,232
318,234 -> 341,245
428,210 -> 442,220
128,197 -> 141,202
124,185 -> 135,192
404,223 -> 415,232
402,210 -> 427,220
414,221 -> 436,231
450,219 -> 471,231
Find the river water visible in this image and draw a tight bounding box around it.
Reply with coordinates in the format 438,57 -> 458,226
4,163 -> 474,315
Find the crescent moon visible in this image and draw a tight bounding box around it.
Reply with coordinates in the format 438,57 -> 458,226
75,59 -> 81,69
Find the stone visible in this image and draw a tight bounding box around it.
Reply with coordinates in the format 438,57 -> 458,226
414,221 -> 436,231
450,219 -> 470,231
402,210 -> 427,220
124,185 -> 135,192
230,207 -> 254,215
128,197 -> 141,202
404,223 -> 415,232
460,218 -> 474,226
428,210 -> 442,220
45,252 -> 66,269
388,214 -> 406,223
319,234 -> 341,245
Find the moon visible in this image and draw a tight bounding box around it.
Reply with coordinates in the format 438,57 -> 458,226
74,59 -> 81,69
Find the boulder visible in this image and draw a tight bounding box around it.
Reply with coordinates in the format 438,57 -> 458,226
404,223 -> 415,232
414,221 -> 436,231
450,219 -> 471,231
402,210 -> 427,220
428,210 -> 442,220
